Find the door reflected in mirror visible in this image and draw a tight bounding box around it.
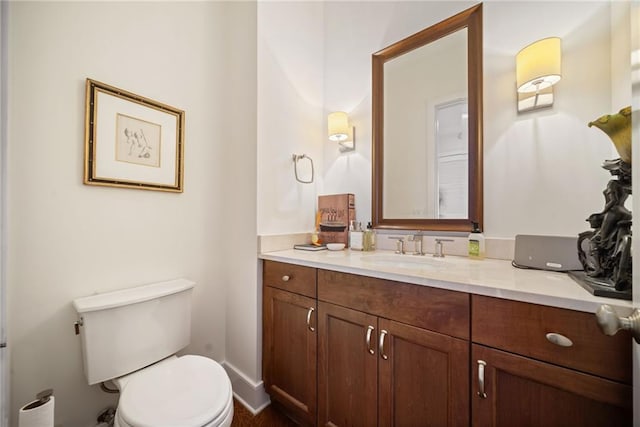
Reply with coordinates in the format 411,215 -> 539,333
433,98 -> 469,219
373,4 -> 483,232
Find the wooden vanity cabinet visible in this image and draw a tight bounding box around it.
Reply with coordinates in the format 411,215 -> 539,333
318,269 -> 470,427
262,261 -> 633,427
263,261 -> 318,426
471,295 -> 633,427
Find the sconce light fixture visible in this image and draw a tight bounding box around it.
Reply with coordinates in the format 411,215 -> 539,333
516,37 -> 562,113
328,111 -> 355,152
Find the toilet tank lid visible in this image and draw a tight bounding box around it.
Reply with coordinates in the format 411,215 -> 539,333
73,278 -> 195,314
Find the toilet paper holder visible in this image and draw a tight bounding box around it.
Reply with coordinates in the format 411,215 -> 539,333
22,389 -> 53,410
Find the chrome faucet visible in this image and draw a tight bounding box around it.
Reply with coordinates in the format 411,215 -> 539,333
408,232 -> 424,256
433,238 -> 454,258
390,237 -> 405,254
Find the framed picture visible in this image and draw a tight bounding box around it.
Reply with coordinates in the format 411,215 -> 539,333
84,79 -> 185,192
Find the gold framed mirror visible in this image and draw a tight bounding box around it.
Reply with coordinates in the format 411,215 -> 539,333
372,4 -> 483,232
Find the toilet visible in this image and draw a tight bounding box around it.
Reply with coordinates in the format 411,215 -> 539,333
73,279 -> 233,427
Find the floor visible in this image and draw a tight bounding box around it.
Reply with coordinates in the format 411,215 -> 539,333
231,399 -> 297,427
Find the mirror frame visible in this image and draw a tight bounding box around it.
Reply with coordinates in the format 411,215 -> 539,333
372,4 -> 483,232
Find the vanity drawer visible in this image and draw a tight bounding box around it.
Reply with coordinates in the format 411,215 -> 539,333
263,260 -> 317,298
471,295 -> 631,384
318,269 -> 469,339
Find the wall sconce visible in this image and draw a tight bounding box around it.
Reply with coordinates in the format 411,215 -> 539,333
328,111 -> 355,152
516,37 -> 562,113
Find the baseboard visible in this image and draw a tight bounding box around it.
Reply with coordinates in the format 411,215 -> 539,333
221,361 -> 270,415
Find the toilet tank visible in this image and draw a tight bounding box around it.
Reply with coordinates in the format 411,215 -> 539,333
73,278 -> 195,385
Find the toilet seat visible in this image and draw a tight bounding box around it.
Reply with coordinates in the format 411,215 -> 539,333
115,355 -> 233,427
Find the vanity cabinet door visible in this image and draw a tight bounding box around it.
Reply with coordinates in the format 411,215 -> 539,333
263,286 -> 317,426
318,301 -> 378,427
378,319 -> 469,427
471,344 -> 632,427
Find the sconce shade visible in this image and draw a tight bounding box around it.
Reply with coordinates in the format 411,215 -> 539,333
328,111 -> 349,142
516,37 -> 562,93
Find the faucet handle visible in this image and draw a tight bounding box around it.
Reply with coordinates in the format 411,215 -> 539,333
408,231 -> 423,241
408,233 -> 424,255
389,236 -> 405,254
433,238 -> 454,258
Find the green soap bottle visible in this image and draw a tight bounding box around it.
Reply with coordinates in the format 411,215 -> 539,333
468,222 -> 485,260
363,222 -> 376,251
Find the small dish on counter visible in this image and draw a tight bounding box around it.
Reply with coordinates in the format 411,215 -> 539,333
326,243 -> 345,251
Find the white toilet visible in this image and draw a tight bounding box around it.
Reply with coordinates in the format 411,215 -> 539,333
73,279 -> 233,427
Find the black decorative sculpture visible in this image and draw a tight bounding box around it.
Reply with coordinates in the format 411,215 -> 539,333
572,107 -> 632,299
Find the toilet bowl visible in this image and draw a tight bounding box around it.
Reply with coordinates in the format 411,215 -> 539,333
72,279 -> 234,427
113,355 -> 233,427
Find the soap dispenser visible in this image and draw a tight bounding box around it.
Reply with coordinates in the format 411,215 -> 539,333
350,221 -> 364,251
468,222 -> 485,260
363,222 -> 376,251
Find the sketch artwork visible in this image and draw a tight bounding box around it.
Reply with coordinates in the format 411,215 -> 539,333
116,114 -> 161,167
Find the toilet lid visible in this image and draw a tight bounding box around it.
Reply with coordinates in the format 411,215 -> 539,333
118,355 -> 232,427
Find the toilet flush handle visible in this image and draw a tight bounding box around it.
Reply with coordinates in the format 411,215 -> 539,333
74,318 -> 84,335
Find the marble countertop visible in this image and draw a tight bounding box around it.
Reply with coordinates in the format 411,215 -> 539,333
259,249 -> 634,314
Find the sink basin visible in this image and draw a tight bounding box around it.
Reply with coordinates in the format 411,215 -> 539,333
360,253 -> 446,270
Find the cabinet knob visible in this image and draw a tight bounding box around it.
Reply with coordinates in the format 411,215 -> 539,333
596,304 -> 640,343
281,275 -> 290,282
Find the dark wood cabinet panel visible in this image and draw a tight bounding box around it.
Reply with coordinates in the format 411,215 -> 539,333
378,318 -> 469,427
264,260 -> 317,298
263,286 -> 317,426
318,269 -> 470,339
471,344 -> 632,427
262,261 -> 633,427
472,295 -> 632,383
318,301 -> 378,427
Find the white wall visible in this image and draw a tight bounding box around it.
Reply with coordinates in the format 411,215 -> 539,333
257,1 -> 482,232
322,1 -> 620,237
611,1 -> 631,108
7,2 -> 256,426
257,2 -> 324,235
0,1 -> 7,425
323,1 -> 477,226
483,1 -> 615,237
222,0 -> 261,399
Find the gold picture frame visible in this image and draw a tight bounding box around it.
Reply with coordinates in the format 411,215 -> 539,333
84,79 -> 185,192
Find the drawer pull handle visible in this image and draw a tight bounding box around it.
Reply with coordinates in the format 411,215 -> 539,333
545,332 -> 573,347
306,307 -> 315,332
379,329 -> 388,360
281,275 -> 290,282
477,360 -> 487,399
365,325 -> 375,355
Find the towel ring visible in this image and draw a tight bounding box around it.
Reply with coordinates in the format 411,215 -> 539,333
292,154 -> 314,184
